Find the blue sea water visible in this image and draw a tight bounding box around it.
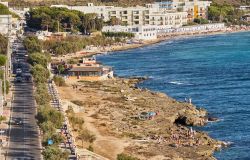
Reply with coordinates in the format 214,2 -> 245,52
97,32 -> 250,160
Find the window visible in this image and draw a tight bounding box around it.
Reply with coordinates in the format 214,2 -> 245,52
134,21 -> 139,24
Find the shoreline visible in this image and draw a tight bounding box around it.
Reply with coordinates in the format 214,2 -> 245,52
51,26 -> 249,159
52,26 -> 250,62
57,77 -> 228,160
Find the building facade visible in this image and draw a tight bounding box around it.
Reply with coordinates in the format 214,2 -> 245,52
102,25 -> 158,40
67,57 -> 113,81
102,23 -> 225,40
0,15 -> 12,35
51,3 -> 188,27
156,0 -> 211,21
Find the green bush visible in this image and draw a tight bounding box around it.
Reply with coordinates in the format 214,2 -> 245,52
0,55 -> 7,66
0,34 -> 8,55
53,76 -> 66,86
28,52 -> 50,68
37,105 -> 64,129
42,133 -> 65,146
208,3 -> 245,24
23,36 -> 42,54
43,35 -> 121,56
26,7 -> 103,33
35,83 -> 51,105
0,116 -> 6,123
31,64 -> 50,83
77,129 -> 96,144
40,121 -> 56,136
193,18 -> 209,24
42,146 -> 69,160
71,100 -> 84,106
87,145 -> 94,152
2,80 -> 10,94
117,153 -> 139,160
102,32 -> 135,38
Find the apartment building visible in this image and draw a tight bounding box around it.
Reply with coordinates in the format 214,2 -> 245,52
51,3 -> 187,27
156,0 -> 211,21
0,15 -> 12,35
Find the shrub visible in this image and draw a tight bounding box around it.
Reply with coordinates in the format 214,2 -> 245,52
28,52 -> 50,68
37,105 -> 64,129
23,36 -> 42,54
87,145 -> 94,152
0,116 -> 6,123
77,129 -> 96,146
102,32 -> 134,38
40,121 -> 56,136
53,76 -> 66,86
117,153 -> 139,160
35,83 -> 51,105
71,100 -> 84,106
68,115 -> 84,130
0,55 -> 7,66
42,146 -> 69,160
31,64 -> 50,83
0,34 -> 8,55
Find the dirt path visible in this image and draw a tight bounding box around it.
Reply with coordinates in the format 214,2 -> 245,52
84,110 -> 130,160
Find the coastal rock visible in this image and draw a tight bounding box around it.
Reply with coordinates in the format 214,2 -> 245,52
207,117 -> 219,122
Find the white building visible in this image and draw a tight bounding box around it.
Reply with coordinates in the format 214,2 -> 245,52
156,0 -> 211,21
239,6 -> 250,10
102,23 -> 225,40
102,25 -> 158,40
0,15 -> 12,35
51,3 -> 188,27
0,0 -> 8,7
158,23 -> 225,35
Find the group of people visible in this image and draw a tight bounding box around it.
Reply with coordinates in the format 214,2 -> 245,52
170,127 -> 202,147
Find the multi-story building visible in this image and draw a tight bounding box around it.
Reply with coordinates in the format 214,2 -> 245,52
156,0 -> 211,21
0,15 -> 12,35
51,3 -> 188,27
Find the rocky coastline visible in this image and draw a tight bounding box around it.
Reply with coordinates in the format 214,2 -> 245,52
57,76 -> 228,160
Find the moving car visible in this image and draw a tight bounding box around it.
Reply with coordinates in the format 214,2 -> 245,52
16,68 -> 22,74
15,76 -> 22,83
13,118 -> 23,125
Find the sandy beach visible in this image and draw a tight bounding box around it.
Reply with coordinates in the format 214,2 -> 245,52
52,26 -> 250,62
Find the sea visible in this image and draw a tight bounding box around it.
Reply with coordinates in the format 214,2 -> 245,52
97,32 -> 250,160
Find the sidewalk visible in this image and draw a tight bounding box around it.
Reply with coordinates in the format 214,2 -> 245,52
0,83 -> 13,159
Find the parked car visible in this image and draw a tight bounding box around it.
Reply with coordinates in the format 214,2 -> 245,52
15,76 -> 22,83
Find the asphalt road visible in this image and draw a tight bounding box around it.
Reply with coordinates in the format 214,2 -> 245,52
6,40 -> 42,160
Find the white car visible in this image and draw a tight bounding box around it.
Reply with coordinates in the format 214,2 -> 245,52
16,68 -> 22,74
